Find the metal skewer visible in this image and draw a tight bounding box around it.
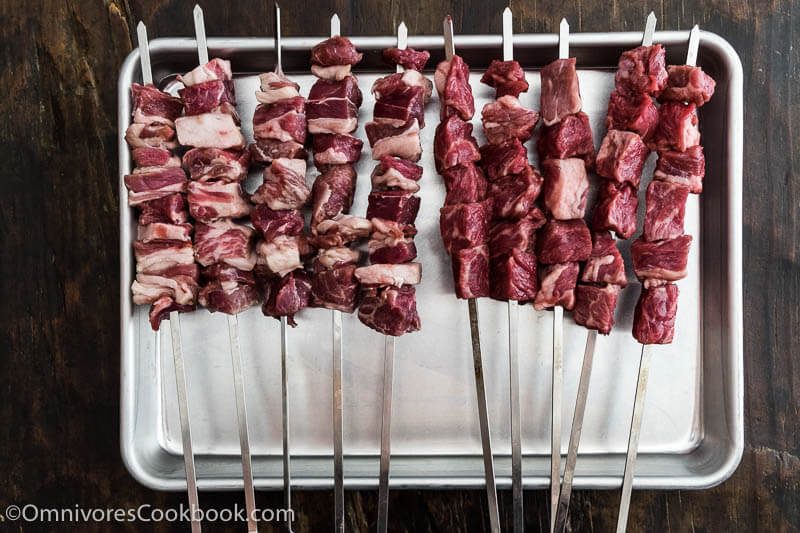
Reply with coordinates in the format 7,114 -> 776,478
443,16 -> 500,533
375,20 -> 407,533
137,21 -> 202,533
192,6 -> 257,532
615,24 -> 698,533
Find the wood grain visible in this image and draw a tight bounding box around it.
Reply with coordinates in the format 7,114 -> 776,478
0,0 -> 797,531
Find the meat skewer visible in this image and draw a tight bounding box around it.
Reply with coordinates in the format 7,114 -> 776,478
553,13 -> 658,533
438,16 -> 501,532
616,25 -> 713,533
133,21 -> 202,533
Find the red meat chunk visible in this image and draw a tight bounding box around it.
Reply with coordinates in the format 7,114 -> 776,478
194,220 -> 257,271
595,130 -> 649,186
262,270 -> 312,327
311,261 -> 360,313
480,60 -> 529,98
631,235 -> 693,285
138,194 -> 189,225
366,190 -> 421,225
252,96 -> 307,143
488,208 -> 546,257
480,95 -> 540,145
654,145 -> 705,194
643,181 -> 689,241
434,55 -> 475,120
311,36 -> 363,66
490,249 -> 538,302
358,285 -> 421,336
311,164 -> 357,228
182,148 -> 250,182
614,45 -> 667,96
131,83 -> 184,125
148,297 -> 195,331
633,284 -> 679,344
382,47 -> 431,71
374,84 -> 425,127
451,245 -> 490,299
658,65 -> 716,106
650,102 -> 700,152
591,181 -> 639,240
308,75 -> 363,106
573,284 -> 620,334
581,231 -> 627,286
251,205 -> 305,241
540,58 -> 582,126
542,158 -> 589,220
442,163 -> 489,205
439,200 -> 491,253
488,165 -> 544,220
533,262 -> 579,310
479,138 -> 529,181
434,115 -> 480,172
368,219 -> 418,264
312,134 -> 363,169
132,147 -> 180,168
124,167 -> 188,206
537,219 -> 592,264
605,91 -> 659,140
248,139 -> 307,165
537,111 -> 595,164
179,79 -> 236,116
199,264 -> 260,315
251,158 -> 309,210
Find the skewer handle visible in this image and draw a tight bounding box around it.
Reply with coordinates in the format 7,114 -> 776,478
280,316 -> 293,532
508,300 -> 523,532
550,305 -> 564,532
332,310 -> 345,533
193,5 -> 209,65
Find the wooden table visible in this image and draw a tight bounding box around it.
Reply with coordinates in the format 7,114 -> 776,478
1,0 -> 797,530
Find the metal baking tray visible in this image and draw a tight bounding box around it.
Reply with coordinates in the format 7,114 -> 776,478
119,30 -> 743,490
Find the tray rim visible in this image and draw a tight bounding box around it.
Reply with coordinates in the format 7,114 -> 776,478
118,29 -> 743,491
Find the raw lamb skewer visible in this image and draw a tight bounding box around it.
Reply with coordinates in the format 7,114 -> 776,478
554,14 -> 659,533
134,21 -> 202,533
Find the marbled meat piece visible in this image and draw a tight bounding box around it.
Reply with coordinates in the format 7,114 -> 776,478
187,180 -> 251,222
311,261 -> 360,313
368,218 -> 418,264
650,101 -> 700,152
315,247 -> 360,269
251,158 -> 309,210
307,97 -> 359,134
573,284 -> 620,334
125,123 -> 178,150
179,79 -> 236,116
148,296 -> 195,331
248,139 -> 307,165
434,55 -> 475,121
488,165 -> 544,220
194,219 -> 257,271
542,158 -> 589,220
133,239 -> 195,275
358,285 -> 421,336
182,148 -> 249,182
490,249 -> 538,302
371,156 -> 423,192
479,138 -> 528,181
481,95 -> 540,145
252,96 -> 307,143
256,235 -> 305,277
605,91 -> 659,140
313,215 -> 373,247
488,208 -> 546,257
131,83 -> 183,125
313,134 -> 363,169
537,111 -> 594,164
581,231 -> 627,286
138,194 -> 189,225
614,45 -> 667,96
537,219 -> 592,264
374,84 -> 425,127
178,58 -> 232,86
255,71 -> 301,104
131,273 -> 199,306
595,129 -> 649,186
657,65 -> 716,106
310,36 -> 363,80
137,222 -> 193,243
439,200 -> 491,253
533,262 -> 579,310
451,245 -> 490,299
382,47 -> 430,71
308,74 -> 363,107
631,235 -> 693,285
654,145 -> 705,194
442,163 -> 488,205
591,181 -> 639,240
643,180 -> 689,241
355,263 -> 422,286
175,113 -> 245,150
311,164 -> 357,228
367,190 -> 421,225
434,116 -> 480,172
124,167 -> 187,206
633,283 -> 679,344
251,204 -> 304,241
198,264 -> 260,315
540,58 -> 582,126
262,270 -> 312,327
365,119 -> 422,161
372,70 -> 433,103
480,60 -> 529,98
132,147 -> 181,168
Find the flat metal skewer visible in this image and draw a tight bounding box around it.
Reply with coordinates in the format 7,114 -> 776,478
615,26 -> 697,533
138,21 -> 202,533
375,20 -> 407,533
193,4 -> 209,65
443,17 -> 499,532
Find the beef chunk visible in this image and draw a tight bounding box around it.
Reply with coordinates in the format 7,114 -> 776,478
368,219 -> 418,264
657,65 -> 716,106
251,205 -> 305,241
187,180 -> 251,222
451,245 -> 490,299
182,148 -> 249,182
481,95 -> 540,145
573,284 -> 620,334
382,47 -> 431,71
311,262 -> 360,313
434,115 -> 480,172
311,164 -> 357,228
537,219 -> 592,264
650,102 -> 700,152
533,262 -> 579,310
367,190 -> 421,225
179,79 -> 237,116
199,264 -> 260,315
366,119 -> 422,161
643,181 -> 689,241
251,158 -> 309,210
591,181 -> 639,240
633,284 -> 679,344
312,134 -> 363,169
582,231 -> 627,286
124,167 -> 187,206
631,235 -> 693,285
540,58 -> 582,126
131,83 -> 184,125
605,91 -> 659,140
542,158 -> 589,220
488,165 -> 544,220
358,285 -> 421,336
442,163 -> 489,205
490,249 -> 538,302
434,55 -> 475,120
248,139 -> 307,165
595,130 -> 649,186
488,209 -> 546,257
614,45 -> 667,96
262,270 -> 312,327
194,220 -> 257,271
654,146 -> 705,194
479,138 -> 529,181
439,200 -> 491,253
537,111 -> 595,164
374,84 -> 425,127
481,59 -> 529,98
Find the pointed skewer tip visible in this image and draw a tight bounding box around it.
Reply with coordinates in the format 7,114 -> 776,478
193,4 -> 202,15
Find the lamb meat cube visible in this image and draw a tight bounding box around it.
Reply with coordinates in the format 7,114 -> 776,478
442,163 -> 488,205
490,249 -> 538,302
434,116 -> 480,172
358,285 -> 421,336
595,130 -> 649,186
451,245 -> 490,299
178,58 -> 232,86
315,247 -> 360,269
367,190 -> 421,225
311,261 -> 360,313
591,181 -> 639,240
480,59 -> 529,98
131,273 -> 199,306
488,165 -> 544,220
479,138 -> 528,181
194,220 -> 257,271
540,57 -> 582,126
365,119 -> 422,161
382,46 -> 430,71
573,284 -> 620,334
434,55 -> 475,120
537,111 -> 594,164
256,235 -> 306,277
657,65 -> 716,106
252,96 -> 307,143
125,123 -> 178,150
131,83 -> 183,126
542,158 -> 590,220
248,139 -> 307,165
372,70 -> 433,103
614,45 -> 667,96
533,262 -> 579,310
124,167 -> 187,206
132,147 -> 181,169
179,79 -> 236,116
255,71 -> 301,104
371,156 -> 423,192
439,200 -> 491,253
138,194 -> 189,225
633,283 -> 679,344
251,158 -> 310,210
581,231 -> 627,286
251,205 -> 304,241
605,90 -> 659,140
311,165 -> 357,228
308,75 -> 363,106
374,84 -> 425,127
182,148 -> 250,182
537,219 -> 592,264
262,270 -> 312,327
175,113 -> 245,150
307,98 -> 358,134
355,263 -> 422,287
643,181 -> 689,241
631,235 -> 693,285
480,95 -> 540,145
199,264 -> 260,315
650,101 -> 700,152
368,218 -> 418,264
148,296 -> 195,331
654,145 -> 705,194
313,134 -> 364,169
488,208 -> 546,257
310,36 -> 363,80
133,239 -> 195,274
313,215 -> 373,248
137,222 -> 193,243
187,180 -> 251,222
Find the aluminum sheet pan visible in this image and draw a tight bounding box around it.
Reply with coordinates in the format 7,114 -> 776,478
119,30 -> 743,490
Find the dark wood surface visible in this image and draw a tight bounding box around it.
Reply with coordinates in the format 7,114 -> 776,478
1,0 -> 797,531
